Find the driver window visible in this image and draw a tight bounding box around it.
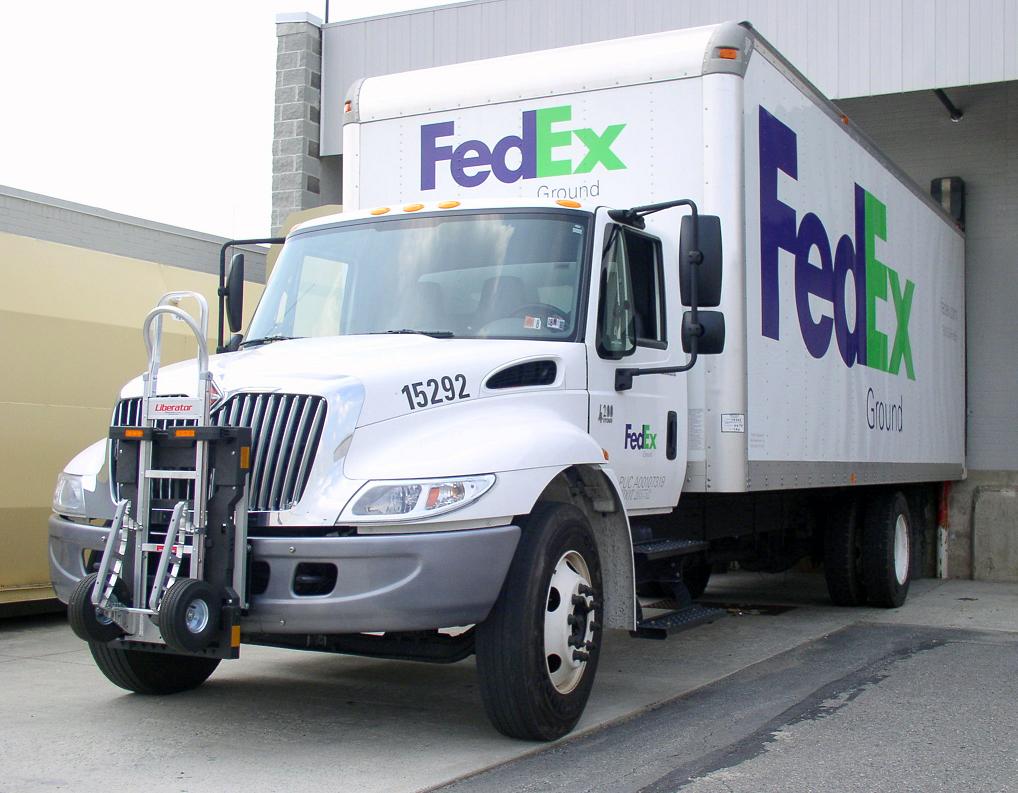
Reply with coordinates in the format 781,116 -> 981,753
598,227 -> 635,358
597,225 -> 666,359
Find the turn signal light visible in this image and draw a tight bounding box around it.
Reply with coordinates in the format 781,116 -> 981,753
125,429 -> 144,439
718,47 -> 739,60
174,429 -> 196,438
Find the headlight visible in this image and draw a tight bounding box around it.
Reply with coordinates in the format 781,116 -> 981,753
53,473 -> 86,517
344,475 -> 496,522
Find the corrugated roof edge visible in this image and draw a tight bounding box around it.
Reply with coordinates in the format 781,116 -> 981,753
740,22 -> 964,236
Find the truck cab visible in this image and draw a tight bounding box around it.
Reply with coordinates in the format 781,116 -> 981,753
49,196 -> 725,741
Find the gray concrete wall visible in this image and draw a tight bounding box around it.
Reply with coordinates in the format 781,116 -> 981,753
0,185 -> 267,282
839,81 -> 1018,581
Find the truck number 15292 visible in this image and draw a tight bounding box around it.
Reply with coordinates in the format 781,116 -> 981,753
401,374 -> 470,410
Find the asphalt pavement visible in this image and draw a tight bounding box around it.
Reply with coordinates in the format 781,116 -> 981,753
2,572 -> 1016,793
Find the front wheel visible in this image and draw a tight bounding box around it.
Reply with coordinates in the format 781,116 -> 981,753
89,642 -> 219,694
475,502 -> 602,741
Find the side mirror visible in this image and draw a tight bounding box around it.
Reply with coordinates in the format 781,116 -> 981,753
679,214 -> 722,307
682,310 -> 725,355
226,252 -> 245,334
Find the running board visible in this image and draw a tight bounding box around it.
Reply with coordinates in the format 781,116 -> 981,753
632,538 -> 708,562
630,604 -> 725,640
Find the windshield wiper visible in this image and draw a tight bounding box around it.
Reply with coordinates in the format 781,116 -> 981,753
377,329 -> 455,338
239,335 -> 302,348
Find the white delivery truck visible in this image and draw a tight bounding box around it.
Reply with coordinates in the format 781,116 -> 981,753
49,22 -> 964,740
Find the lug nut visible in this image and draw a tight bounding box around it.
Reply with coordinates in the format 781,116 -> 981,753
572,649 -> 590,662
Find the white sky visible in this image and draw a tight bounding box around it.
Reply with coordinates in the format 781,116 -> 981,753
0,0 -> 459,238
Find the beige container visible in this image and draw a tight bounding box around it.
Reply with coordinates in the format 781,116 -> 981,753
0,231 -> 263,606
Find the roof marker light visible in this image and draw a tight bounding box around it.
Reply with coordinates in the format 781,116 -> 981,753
403,203 -> 425,212
718,47 -> 739,60
556,199 -> 582,208
370,207 -> 391,215
438,200 -> 461,209
344,100 -> 353,113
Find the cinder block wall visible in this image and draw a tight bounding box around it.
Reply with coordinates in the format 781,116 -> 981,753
839,81 -> 1018,581
272,12 -> 326,235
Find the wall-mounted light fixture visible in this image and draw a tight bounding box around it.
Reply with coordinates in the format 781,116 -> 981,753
931,176 -> 965,230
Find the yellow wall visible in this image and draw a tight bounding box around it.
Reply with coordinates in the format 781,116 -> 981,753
0,232 -> 264,602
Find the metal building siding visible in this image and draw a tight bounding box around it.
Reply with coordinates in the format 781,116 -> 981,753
321,0 -> 1018,154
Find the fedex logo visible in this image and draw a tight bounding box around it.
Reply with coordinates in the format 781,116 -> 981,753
420,104 -> 627,190
625,423 -> 657,451
759,107 -> 915,380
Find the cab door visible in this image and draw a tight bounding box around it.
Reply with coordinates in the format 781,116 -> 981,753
586,209 -> 686,512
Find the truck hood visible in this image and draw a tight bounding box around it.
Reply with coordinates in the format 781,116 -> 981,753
120,334 -> 585,428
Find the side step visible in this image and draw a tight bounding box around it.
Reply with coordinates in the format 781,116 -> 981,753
632,538 -> 708,562
630,603 -> 725,640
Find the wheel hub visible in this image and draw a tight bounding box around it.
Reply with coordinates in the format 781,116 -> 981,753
184,598 -> 210,634
893,514 -> 910,585
544,550 -> 597,694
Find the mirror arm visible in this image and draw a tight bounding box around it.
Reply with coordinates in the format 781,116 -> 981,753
217,237 -> 285,353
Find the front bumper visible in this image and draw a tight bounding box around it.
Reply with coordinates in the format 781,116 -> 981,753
49,515 -> 520,634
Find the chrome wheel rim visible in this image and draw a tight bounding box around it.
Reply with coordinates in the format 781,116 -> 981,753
893,514 -> 910,585
543,550 -> 596,695
184,598 -> 210,634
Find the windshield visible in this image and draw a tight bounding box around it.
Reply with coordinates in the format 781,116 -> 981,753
246,211 -> 589,343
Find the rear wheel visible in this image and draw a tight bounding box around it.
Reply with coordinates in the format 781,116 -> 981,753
475,502 -> 602,741
862,491 -> 912,608
89,642 -> 219,694
824,498 -> 866,606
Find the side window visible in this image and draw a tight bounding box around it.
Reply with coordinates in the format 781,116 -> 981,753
626,230 -> 666,347
597,226 -> 666,359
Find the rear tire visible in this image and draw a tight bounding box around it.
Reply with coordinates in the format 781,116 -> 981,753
823,498 -> 866,606
68,572 -> 125,644
475,502 -> 602,741
89,642 -> 219,694
862,491 -> 912,608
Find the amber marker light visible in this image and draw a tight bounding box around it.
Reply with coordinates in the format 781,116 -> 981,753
602,448 -> 610,461
370,207 -> 391,215
125,429 -> 144,438
718,47 -> 739,59
344,100 -> 353,113
174,429 -> 196,438
403,203 -> 425,212
437,200 -> 461,209
240,446 -> 251,470
556,199 -> 582,208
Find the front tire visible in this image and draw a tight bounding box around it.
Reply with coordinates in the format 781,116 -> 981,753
89,642 -> 219,694
862,491 -> 912,608
475,502 -> 602,741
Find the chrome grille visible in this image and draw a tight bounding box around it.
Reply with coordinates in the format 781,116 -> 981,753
111,393 -> 326,512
